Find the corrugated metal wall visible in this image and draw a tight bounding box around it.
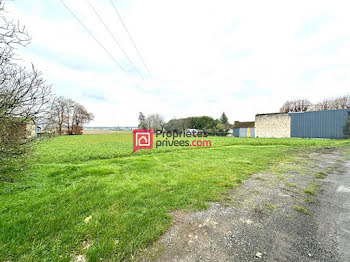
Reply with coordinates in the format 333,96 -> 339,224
233,128 -> 255,137
233,128 -> 240,137
239,128 -> 248,137
289,109 -> 350,139
251,127 -> 255,138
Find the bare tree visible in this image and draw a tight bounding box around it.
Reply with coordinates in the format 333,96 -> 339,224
0,0 -> 52,175
333,95 -> 349,109
0,0 -> 31,76
336,95 -> 350,109
280,95 -> 350,113
64,98 -> 76,134
1,0 -> 50,124
45,97 -> 67,134
313,95 -> 350,111
45,97 -> 94,135
71,104 -> 94,135
280,99 -> 312,113
0,65 -> 52,122
145,114 -> 165,131
312,98 -> 331,111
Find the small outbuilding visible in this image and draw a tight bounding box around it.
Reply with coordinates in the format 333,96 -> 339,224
25,120 -> 38,139
231,121 -> 255,138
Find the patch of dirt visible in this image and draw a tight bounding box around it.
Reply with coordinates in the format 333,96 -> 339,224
137,147 -> 349,262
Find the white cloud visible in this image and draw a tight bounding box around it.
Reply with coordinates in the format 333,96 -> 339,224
5,0 -> 350,126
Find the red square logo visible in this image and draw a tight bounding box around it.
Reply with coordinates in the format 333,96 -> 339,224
133,129 -> 153,152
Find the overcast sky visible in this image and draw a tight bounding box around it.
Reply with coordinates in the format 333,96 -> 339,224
6,0 -> 350,126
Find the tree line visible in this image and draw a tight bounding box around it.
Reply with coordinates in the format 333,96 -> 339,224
45,97 -> 94,135
138,112 -> 230,135
0,0 -> 93,177
280,95 -> 350,113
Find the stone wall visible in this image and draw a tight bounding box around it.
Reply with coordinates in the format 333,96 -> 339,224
255,113 -> 291,138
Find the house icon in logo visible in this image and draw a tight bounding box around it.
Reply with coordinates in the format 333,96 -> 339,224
133,129 -> 153,152
136,132 -> 151,147
138,135 -> 148,145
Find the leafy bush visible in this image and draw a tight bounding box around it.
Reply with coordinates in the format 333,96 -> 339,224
344,114 -> 350,138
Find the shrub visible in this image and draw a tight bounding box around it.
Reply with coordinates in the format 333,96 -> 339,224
344,114 -> 350,138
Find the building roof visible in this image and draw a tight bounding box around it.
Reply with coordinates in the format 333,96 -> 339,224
232,121 -> 255,128
255,112 -> 287,116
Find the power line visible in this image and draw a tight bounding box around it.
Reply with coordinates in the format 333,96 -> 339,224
86,0 -> 144,80
110,0 -> 152,77
58,0 -> 127,73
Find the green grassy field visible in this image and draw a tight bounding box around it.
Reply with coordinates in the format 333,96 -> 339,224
0,134 -> 348,261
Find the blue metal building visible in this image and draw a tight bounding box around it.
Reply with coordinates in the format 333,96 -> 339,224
232,121 -> 255,138
289,109 -> 350,139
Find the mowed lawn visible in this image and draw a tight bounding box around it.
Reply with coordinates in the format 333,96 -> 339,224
0,134 -> 348,261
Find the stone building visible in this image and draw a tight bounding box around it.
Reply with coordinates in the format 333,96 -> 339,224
255,113 -> 291,138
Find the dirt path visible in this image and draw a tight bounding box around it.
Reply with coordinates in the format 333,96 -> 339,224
138,147 -> 350,262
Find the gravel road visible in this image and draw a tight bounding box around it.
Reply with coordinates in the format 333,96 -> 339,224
138,147 -> 350,262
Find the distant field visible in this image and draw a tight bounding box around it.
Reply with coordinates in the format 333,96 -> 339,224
82,129 -> 132,135
0,134 -> 348,261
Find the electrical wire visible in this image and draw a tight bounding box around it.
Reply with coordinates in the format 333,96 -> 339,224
58,0 -> 127,73
86,0 -> 144,79
110,0 -> 152,77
